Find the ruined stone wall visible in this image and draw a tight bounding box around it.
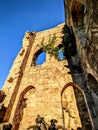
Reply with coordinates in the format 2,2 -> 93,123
0,1 -> 97,129
64,0 -> 98,82
1,24 -> 81,130
85,0 -> 98,80
2,32 -> 35,123
63,1 -> 98,129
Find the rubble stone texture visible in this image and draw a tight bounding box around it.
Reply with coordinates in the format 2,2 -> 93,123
0,0 -> 98,129
64,0 -> 98,129
0,24 -> 81,130
64,0 -> 98,81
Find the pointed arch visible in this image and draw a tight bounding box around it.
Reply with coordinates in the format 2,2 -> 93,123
12,85 -> 35,130
61,82 -> 94,129
71,0 -> 87,47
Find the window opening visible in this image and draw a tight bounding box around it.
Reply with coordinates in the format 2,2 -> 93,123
58,48 -> 64,60
36,52 -> 46,65
31,49 -> 46,66
71,1 -> 87,48
84,6 -> 86,13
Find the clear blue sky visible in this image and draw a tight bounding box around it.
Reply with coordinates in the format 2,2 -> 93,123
0,0 -> 65,89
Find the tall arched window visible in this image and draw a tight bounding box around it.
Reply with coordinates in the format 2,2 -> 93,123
71,0 -> 87,48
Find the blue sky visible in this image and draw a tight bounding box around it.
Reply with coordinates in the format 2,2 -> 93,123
0,0 -> 65,89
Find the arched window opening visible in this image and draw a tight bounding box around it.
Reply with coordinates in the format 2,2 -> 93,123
71,1 -> 84,23
36,52 -> 46,65
61,82 -> 93,129
12,85 -> 35,130
31,49 -> 46,66
71,1 -> 87,48
58,48 -> 65,60
56,44 -> 65,61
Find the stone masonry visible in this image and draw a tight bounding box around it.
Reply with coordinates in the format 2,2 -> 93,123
64,0 -> 98,129
0,24 -> 81,130
1,0 -> 98,129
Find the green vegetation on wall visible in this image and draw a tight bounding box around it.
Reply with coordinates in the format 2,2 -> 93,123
39,34 -> 64,61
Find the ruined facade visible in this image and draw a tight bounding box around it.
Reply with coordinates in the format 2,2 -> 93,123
64,0 -> 98,129
64,0 -> 98,81
0,0 -> 98,130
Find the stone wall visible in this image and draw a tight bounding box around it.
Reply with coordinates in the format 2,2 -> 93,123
1,24 -> 82,130
2,32 -> 36,123
64,0 -> 98,129
0,0 -> 98,129
64,0 -> 98,82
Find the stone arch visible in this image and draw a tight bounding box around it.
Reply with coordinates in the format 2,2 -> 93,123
31,48 -> 46,66
61,82 -> 94,129
71,0 -> 87,47
12,85 -> 35,130
71,0 -> 84,23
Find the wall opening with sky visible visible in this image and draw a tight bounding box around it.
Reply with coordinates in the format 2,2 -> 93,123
36,52 -> 46,65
